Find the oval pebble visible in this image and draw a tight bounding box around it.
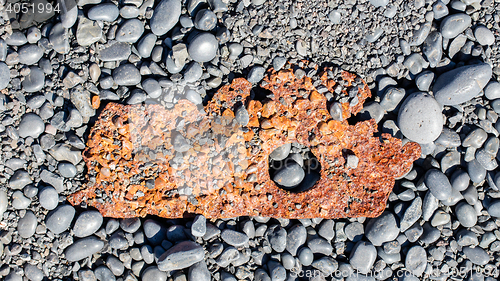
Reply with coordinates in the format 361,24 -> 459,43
0,62 -> 10,90
349,241 -> 376,274
273,162 -> 304,188
65,236 -> 105,261
462,246 -> 490,265
17,210 -> 37,238
484,81 -> 500,100
188,32 -> 218,63
397,92 -> 443,143
157,241 -> 205,271
440,13 -> 472,39
38,186 -> 59,210
58,162 -> 77,178
46,205 -> 75,234
116,19 -> 144,43
142,266 -> 167,281
194,9 -> 217,31
405,246 -> 427,276
474,25 -> 495,46
433,63 -> 492,106
24,264 -> 44,281
88,3 -> 119,21
113,64 -> 141,86
18,44 -> 43,65
455,202 -> 477,227
150,0 -> 182,36
22,67 -> 45,93
364,211 -> 399,246
424,169 -> 453,201
137,33 -> 157,59
73,210 -> 103,237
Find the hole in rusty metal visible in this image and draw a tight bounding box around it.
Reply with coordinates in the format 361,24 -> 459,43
269,142 -> 321,193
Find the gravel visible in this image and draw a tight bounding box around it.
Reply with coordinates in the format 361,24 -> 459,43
1,0 -> 500,280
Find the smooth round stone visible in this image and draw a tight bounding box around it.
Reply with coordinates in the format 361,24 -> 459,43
270,143 -> 291,161
88,3 -> 119,21
121,217 -> 141,233
267,225 -> 287,252
165,51 -> 184,74
484,81 -> 500,100
144,219 -> 166,245
49,23 -> 70,54
18,113 -> 45,138
228,43 -> 243,59
137,33 -> 157,58
405,246 -> 427,276
450,170 -> 470,191
440,13 -> 472,39
455,202 -> 477,227
109,232 -> 128,249
247,66 -> 266,84
273,56 -> 286,71
188,261 -> 210,281
94,266 -> 115,281
424,169 -> 453,201
127,89 -> 147,104
46,205 -> 75,234
5,31 -> 28,46
462,246 -> 490,265
24,264 -> 44,281
298,247 -> 314,266
365,211 -> 399,246
194,9 -> 217,31
18,210 -> 37,238
349,241 -> 376,274
415,71 -> 434,92
188,32 -> 218,62
463,128 -> 488,148
191,215 -> 206,237
468,159 -> 487,183
12,190 -> 31,209
22,67 -> 45,93
18,45 -> 43,65
183,62 -> 203,83
430,210 -> 450,226
73,210 -> 103,237
369,0 -> 388,7
281,253 -> 295,270
99,42 -> 132,62
27,27 -> 41,44
0,62 -> 9,90
120,5 -> 140,18
9,170 -> 32,190
422,31 -> 442,68
433,1 -> 448,20
398,92 -> 443,143
433,63 -> 492,106
286,224 -> 307,256
65,236 -> 104,261
142,266 -> 167,281
58,162 -> 77,178
157,241 -> 205,271
235,105 -> 249,126
345,222 -> 364,241
403,53 -> 429,75
435,128 -> 461,148
328,10 -> 341,24
273,162 -> 305,188
487,199 -> 500,217
106,256 -> 124,276
142,78 -> 162,98
116,19 -> 144,43
150,0 -> 182,36
185,89 -> 203,104
113,64 -> 141,86
358,102 -> 384,123
5,273 -> 22,281
221,229 -> 248,247
38,186 -> 59,210
474,25 -> 495,46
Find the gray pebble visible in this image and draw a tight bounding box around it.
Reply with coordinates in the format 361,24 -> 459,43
107,256 -> 125,276
424,169 -> 453,201
380,87 -> 405,112
398,92 -> 443,143
127,89 -> 147,104
409,22 -> 431,46
358,102 -> 383,123
157,241 -> 205,271
468,159 -> 487,183
191,215 -> 206,237
369,0 -> 388,7
0,190 -> 7,218
285,224 -> 306,255
76,17 -> 102,46
22,67 -> 45,93
49,23 -> 70,54
0,62 -> 9,90
99,42 -> 132,62
312,257 -> 338,275
463,128 -> 488,148
247,66 -> 266,84
46,205 -> 75,234
19,113 -> 45,139
400,197 -> 422,232
328,10 -> 341,24
273,57 -> 286,71
235,105 -> 249,126
484,81 -> 500,100
268,260 -> 286,281
121,218 -> 141,233
185,89 -> 203,104
194,9 -> 217,31
462,246 -> 490,265
344,222 -> 364,241
24,264 -> 44,281
48,144 -> 83,165
433,1 -> 449,20
143,219 -> 166,245
9,170 -> 32,190
405,246 -> 427,276
221,229 -> 248,247
58,162 -> 77,178
415,71 -> 434,92
267,225 -> 287,252
18,45 -> 43,65
113,64 -> 141,86
142,266 -> 167,281
455,202 -> 477,227
270,143 -> 291,161
142,78 -> 161,98
307,237 -> 333,255
109,231 -> 128,249
365,211 -> 399,246
137,33 -> 157,58
88,3 -> 119,21
474,25 -> 495,46
422,31 -> 442,68
349,241 -> 376,274
298,247 -> 313,266
94,266 -> 115,281
435,128 -> 461,148
403,53 -> 428,75
17,210 -> 37,238
318,219 -> 335,240
273,162 -> 304,188
151,0 -> 181,36
59,0 -> 78,28
440,13 -> 472,39
184,62 -> 203,83
5,31 -> 28,46
116,19 -> 144,43
142,245 -> 155,264
450,170 -> 470,191
73,210 -> 103,237
433,63 -> 492,105
12,190 -> 31,209
5,273 -> 22,281
38,186 -> 59,210
188,32 -> 218,62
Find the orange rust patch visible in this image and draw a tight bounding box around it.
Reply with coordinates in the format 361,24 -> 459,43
68,67 -> 420,219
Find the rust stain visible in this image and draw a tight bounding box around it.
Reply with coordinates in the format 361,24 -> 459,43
68,66 -> 421,219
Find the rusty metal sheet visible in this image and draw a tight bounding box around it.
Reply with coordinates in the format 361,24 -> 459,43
68,66 -> 421,219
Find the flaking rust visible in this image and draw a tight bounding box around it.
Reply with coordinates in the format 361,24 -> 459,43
68,66 -> 421,219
